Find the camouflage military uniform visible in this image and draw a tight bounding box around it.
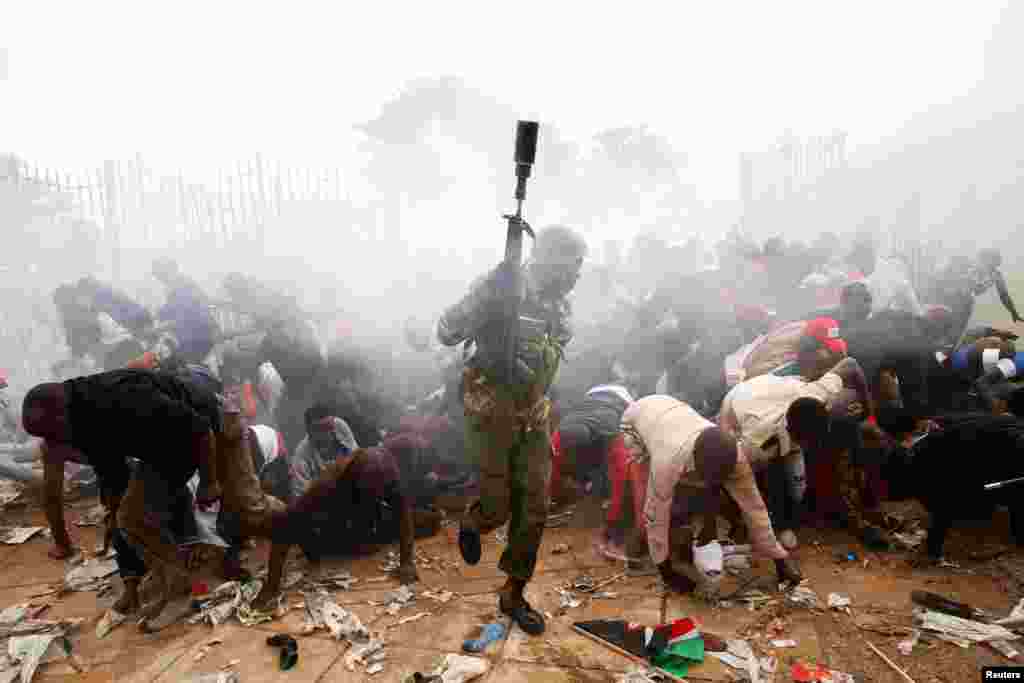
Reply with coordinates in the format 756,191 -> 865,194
438,265 -> 571,582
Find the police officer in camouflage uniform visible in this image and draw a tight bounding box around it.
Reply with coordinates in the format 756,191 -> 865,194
438,225 -> 586,636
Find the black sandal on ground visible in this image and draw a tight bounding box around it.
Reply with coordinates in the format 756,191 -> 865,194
458,524 -> 482,565
500,597 -> 546,636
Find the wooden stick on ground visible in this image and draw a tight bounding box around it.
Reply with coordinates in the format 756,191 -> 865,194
866,641 -> 916,683
570,625 -> 703,683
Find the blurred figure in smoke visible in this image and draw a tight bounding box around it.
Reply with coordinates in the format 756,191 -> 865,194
866,246 -> 924,318
932,248 -> 1022,342
75,276 -> 153,336
52,281 -> 148,372
222,272 -> 327,449
151,258 -> 220,365
438,225 -> 586,637
52,284 -> 102,362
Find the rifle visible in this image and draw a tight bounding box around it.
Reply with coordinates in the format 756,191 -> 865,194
497,120 -> 539,383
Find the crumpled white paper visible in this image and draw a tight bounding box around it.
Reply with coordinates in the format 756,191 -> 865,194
428,654 -> 489,683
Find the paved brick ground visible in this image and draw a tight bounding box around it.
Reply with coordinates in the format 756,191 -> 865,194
1,496 -> 1020,682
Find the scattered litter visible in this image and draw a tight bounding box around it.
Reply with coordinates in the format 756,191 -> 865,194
304,569 -> 357,591
892,529 -> 927,551
321,600 -> 370,641
0,617 -> 84,641
463,622 -> 506,653
866,641 -> 916,683
827,593 -> 852,613
221,659 -> 241,670
7,632 -> 81,683
897,629 -> 920,656
193,638 -> 224,662
911,590 -> 992,621
73,505 -> 107,527
708,639 -> 759,683
988,639 -> 1020,661
282,571 -> 304,590
791,660 -> 857,682
189,580 -> 283,627
0,527 -> 44,545
392,612 -> 431,627
367,662 -> 385,675
552,543 -> 570,555
573,617 -> 704,678
546,509 -> 574,528
770,639 -> 796,648
723,554 -> 751,574
760,656 -> 777,675
365,576 -> 391,584
495,526 -> 508,544
996,597 -> 1024,628
419,654 -> 489,683
592,591 -> 619,600
0,481 -> 24,508
63,557 -> 118,593
95,609 -> 127,639
381,585 -> 416,615
937,559 -> 960,569
343,639 -> 385,671
181,673 -> 240,683
0,605 -> 29,625
618,666 -> 668,682
556,589 -> 581,610
571,575 -> 596,592
786,584 -> 822,610
916,609 -> 1017,643
423,590 -> 454,604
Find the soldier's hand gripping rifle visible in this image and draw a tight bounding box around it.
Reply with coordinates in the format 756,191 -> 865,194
495,120 -> 539,383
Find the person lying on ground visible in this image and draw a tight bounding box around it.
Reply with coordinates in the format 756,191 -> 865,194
718,357 -> 871,551
21,369 -> 222,619
255,445 -> 419,609
622,395 -> 797,591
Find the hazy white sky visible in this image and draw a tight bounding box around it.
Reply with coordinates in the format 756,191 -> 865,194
0,0 -> 1012,200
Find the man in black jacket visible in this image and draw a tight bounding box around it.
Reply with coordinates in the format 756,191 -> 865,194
22,369 -> 222,624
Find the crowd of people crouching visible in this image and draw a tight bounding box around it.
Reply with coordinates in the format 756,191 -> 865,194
3,228 -> 1024,637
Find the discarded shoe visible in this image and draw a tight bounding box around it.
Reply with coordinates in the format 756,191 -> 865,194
458,523 -> 482,565
266,633 -> 298,670
500,598 -> 545,636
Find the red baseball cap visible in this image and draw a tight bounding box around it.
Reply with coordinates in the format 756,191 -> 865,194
803,317 -> 847,354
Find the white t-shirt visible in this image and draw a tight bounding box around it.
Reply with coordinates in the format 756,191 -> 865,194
719,372 -> 843,466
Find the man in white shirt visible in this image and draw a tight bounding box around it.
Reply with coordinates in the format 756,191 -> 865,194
621,396 -> 797,592
718,357 -> 871,550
